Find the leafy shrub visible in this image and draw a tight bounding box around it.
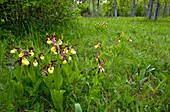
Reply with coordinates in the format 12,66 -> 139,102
0,0 -> 80,36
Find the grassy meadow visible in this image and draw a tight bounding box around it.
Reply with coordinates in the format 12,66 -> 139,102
0,17 -> 170,111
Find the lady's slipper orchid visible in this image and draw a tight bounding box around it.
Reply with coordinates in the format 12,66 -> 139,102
62,60 -> 67,64
10,49 -> 17,54
51,45 -> 58,54
33,61 -> 38,66
21,58 -> 30,66
64,45 -> 69,53
29,47 -> 34,56
48,66 -> 54,74
33,57 -> 38,66
30,52 -> 34,56
98,62 -> 105,74
39,53 -> 44,60
46,34 -> 52,45
47,38 -> 53,45
52,35 -> 57,44
99,67 -> 105,73
19,51 -> 24,57
94,43 -> 101,49
51,46 -> 56,52
71,48 -> 76,54
128,38 -> 132,42
68,56 -> 72,61
58,38 -> 63,45
42,65 -> 48,76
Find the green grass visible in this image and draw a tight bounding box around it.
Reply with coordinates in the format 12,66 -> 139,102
0,17 -> 170,111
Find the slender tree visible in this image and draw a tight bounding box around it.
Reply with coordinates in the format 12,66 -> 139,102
97,0 -> 100,17
130,0 -> 136,17
154,0 -> 160,20
113,0 -> 118,18
144,0 -> 147,16
73,0 -> 77,9
165,5 -> 169,16
92,0 -> 95,17
163,0 -> 169,17
148,0 -> 154,19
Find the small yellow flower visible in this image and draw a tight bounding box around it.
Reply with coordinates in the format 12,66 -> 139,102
128,38 -> 132,42
64,46 -> 69,53
58,39 -> 63,45
33,60 -> 38,66
47,39 -> 53,44
96,58 -> 99,62
99,67 -> 105,73
30,51 -> 34,56
40,55 -> 44,60
10,49 -> 17,54
21,58 -> 30,66
94,43 -> 101,49
71,49 -> 76,54
64,48 -> 69,53
62,60 -> 67,64
40,53 -> 44,60
68,56 -> 72,61
51,46 -> 56,52
19,51 -> 24,57
48,66 -> 54,74
94,44 -> 99,49
65,50 -> 68,53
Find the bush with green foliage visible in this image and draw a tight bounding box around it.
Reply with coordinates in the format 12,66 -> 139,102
0,0 -> 80,36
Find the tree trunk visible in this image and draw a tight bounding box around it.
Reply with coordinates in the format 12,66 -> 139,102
92,0 -> 95,17
144,0 -> 147,16
165,6 -> 169,16
130,0 -> 136,17
157,5 -> 161,17
97,0 -> 100,17
148,0 -> 154,19
113,0 -> 117,18
88,0 -> 91,14
107,11 -> 110,17
164,0 -> 169,17
154,0 -> 160,20
73,0 -> 77,9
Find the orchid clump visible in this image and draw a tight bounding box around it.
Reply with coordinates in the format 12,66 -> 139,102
117,31 -> 133,43
95,22 -> 108,28
10,33 -> 77,76
95,52 -> 105,74
94,40 -> 102,49
93,41 -> 106,75
94,42 -> 102,49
